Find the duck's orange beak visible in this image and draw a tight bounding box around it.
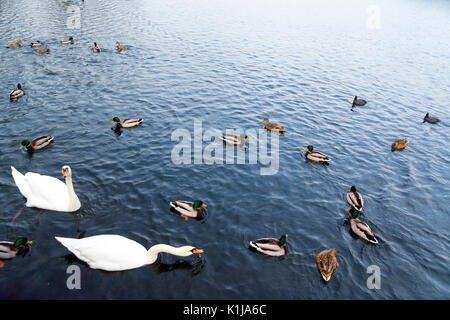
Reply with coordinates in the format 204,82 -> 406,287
202,203 -> 207,208
26,240 -> 33,245
110,120 -> 115,124
303,147 -> 308,150
19,145 -> 24,150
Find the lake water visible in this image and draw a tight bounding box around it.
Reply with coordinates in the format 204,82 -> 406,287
0,0 -> 449,299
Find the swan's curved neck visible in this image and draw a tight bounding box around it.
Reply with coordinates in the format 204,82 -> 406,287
147,244 -> 188,264
65,175 -> 80,210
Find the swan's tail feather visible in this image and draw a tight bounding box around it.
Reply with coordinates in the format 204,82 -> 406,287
11,166 -> 31,199
55,236 -> 77,251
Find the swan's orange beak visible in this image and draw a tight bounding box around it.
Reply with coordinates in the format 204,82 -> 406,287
192,249 -> 203,254
62,169 -> 69,177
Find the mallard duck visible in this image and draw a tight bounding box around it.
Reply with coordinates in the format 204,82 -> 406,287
111,117 -> 143,128
346,186 -> 364,212
11,165 -> 81,212
55,234 -> 203,271
219,133 -> 249,146
345,206 -> 360,219
316,248 -> 338,281
249,234 -> 288,256
352,96 -> 367,106
423,113 -> 440,124
391,139 -> 408,151
20,136 -> 54,151
30,41 -> 41,47
93,42 -> 100,52
348,213 -> 378,244
10,84 -> 24,101
261,118 -> 285,133
170,200 -> 207,221
116,41 -> 128,50
35,44 -> 49,54
0,237 -> 32,267
6,40 -> 21,48
303,145 -> 331,163
61,37 -> 74,44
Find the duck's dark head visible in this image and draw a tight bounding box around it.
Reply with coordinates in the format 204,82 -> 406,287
14,237 -> 32,252
20,139 -> 31,149
111,117 -> 120,124
350,186 -> 357,192
17,83 -> 22,90
69,37 -> 74,41
94,42 -> 97,46
193,200 -> 207,209
303,145 -> 313,152
279,234 -> 288,245
346,207 -> 359,218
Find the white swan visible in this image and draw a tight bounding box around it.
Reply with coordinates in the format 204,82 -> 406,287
11,165 -> 81,212
55,235 -> 204,271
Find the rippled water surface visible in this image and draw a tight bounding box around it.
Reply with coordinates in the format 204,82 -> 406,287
0,0 -> 449,299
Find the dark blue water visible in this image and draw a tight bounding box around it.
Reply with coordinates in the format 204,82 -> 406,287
0,0 -> 449,299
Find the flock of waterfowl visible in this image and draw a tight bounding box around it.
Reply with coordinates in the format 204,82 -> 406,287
1,37 -> 442,282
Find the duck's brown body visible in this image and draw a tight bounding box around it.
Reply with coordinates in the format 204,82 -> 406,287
317,248 -> 338,281
262,118 -> 285,133
391,139 -> 409,151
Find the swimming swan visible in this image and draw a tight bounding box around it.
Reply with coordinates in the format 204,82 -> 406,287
55,234 -> 203,271
11,165 -> 81,212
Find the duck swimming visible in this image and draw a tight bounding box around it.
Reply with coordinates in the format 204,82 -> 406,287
35,44 -> 49,54
391,139 -> 409,152
61,37 -> 74,44
0,237 -> 32,267
10,84 -> 24,101
6,40 -> 21,48
55,234 -> 203,271
93,42 -> 100,52
170,200 -> 207,221
423,113 -> 440,124
346,186 -> 364,213
111,117 -> 143,128
316,248 -> 338,281
347,209 -> 378,244
30,41 -> 41,47
303,145 -> 331,163
249,234 -> 288,256
219,133 -> 249,146
352,96 -> 367,106
20,136 -> 54,151
261,118 -> 285,133
116,41 -> 128,50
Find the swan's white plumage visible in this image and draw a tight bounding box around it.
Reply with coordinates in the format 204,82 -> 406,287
55,235 -> 150,271
55,235 -> 200,272
11,166 -> 80,212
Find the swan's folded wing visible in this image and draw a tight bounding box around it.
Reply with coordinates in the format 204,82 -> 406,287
23,172 -> 69,208
11,166 -> 32,198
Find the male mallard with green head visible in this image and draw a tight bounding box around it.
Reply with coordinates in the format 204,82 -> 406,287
20,136 -> 54,151
219,133 -> 249,146
347,209 -> 378,244
111,117 -> 143,128
170,200 -> 207,221
0,237 -> 32,267
249,234 -> 288,256
303,145 -> 331,163
61,37 -> 74,44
